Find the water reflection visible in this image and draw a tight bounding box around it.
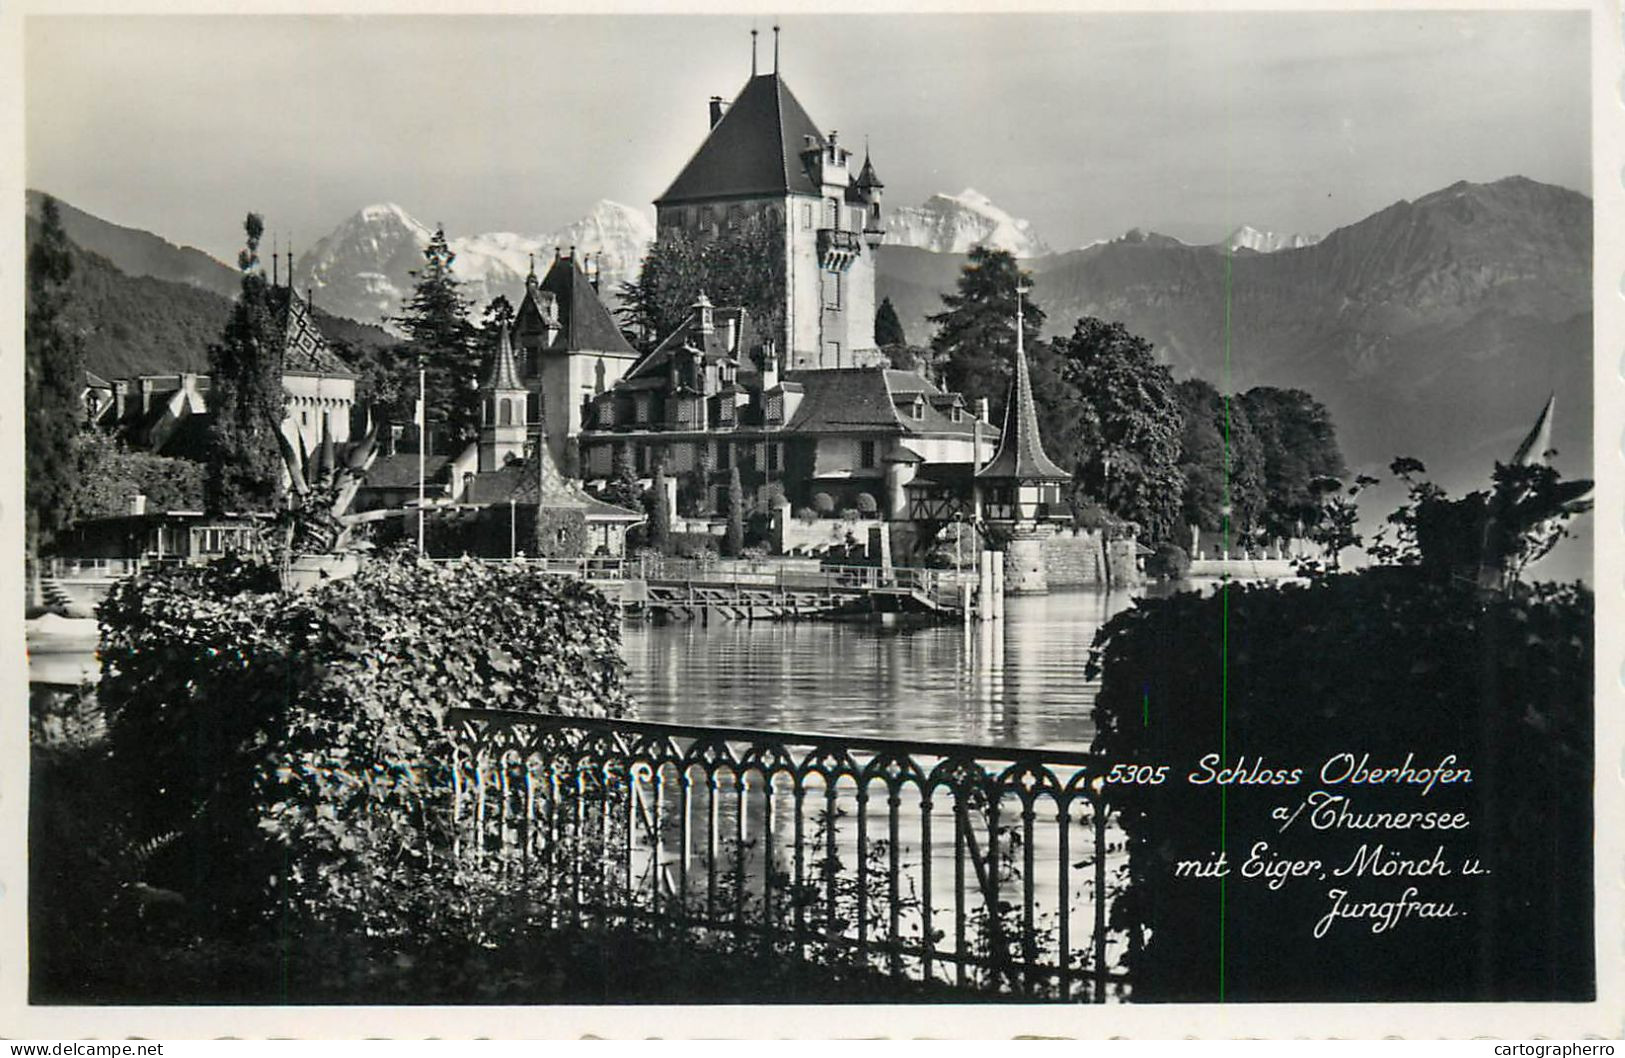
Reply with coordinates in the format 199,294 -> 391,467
621,588 -> 1140,751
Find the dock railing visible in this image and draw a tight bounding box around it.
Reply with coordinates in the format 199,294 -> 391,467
446,707 -> 1135,1001
638,557 -> 974,608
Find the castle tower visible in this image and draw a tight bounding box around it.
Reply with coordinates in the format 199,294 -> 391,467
478,322 -> 530,472
976,283 -> 1071,593
654,45 -> 883,371
510,252 -> 639,475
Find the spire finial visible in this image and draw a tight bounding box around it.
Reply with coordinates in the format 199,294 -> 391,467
751,27 -> 759,75
272,232 -> 280,286
773,24 -> 780,72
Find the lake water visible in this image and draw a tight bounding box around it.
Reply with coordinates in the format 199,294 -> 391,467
28,586 -> 1149,753
621,587 -> 1142,752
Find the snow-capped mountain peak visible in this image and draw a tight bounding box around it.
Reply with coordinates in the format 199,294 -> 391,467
884,189 -> 1052,257
1221,224 -> 1321,254
295,200 -> 655,332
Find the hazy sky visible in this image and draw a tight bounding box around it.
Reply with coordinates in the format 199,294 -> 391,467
25,11 -> 1590,261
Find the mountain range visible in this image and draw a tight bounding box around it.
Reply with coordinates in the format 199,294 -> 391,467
27,176 -> 1592,577
880,176 -> 1592,578
295,201 -> 656,331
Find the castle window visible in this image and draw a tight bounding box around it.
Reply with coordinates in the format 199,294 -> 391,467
911,398 -> 924,420
802,203 -> 813,228
499,399 -> 513,426
767,443 -> 781,472
951,405 -> 963,423
825,198 -> 840,229
766,393 -> 784,424
860,440 -> 877,469
717,443 -> 731,470
822,272 -> 842,310
635,393 -> 650,424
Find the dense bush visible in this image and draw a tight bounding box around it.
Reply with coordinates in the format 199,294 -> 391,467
812,492 -> 835,516
1087,571 -> 1592,1002
855,492 -> 879,515
1145,542 -> 1189,580
93,553 -> 633,935
668,531 -> 718,560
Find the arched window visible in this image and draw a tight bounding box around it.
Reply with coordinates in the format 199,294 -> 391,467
500,398 -> 513,426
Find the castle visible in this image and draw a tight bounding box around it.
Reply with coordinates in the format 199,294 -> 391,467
652,56 -> 885,369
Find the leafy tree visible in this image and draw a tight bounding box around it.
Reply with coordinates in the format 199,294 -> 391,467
71,432 -> 206,521
481,294 -> 515,335
1301,473 -> 1379,572
1050,317 -> 1185,544
725,465 -> 745,558
596,442 -> 642,511
874,296 -> 906,347
1374,455 -> 1593,591
206,213 -> 287,514
619,221 -> 785,350
928,246 -> 1043,423
1238,387 -> 1346,540
396,226 -> 480,448
1174,378 -> 1268,542
25,194 -> 86,554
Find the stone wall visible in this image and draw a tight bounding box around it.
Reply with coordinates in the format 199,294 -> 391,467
1036,529 -> 1143,589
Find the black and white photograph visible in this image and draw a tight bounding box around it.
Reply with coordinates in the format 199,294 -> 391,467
6,1 -> 1616,1037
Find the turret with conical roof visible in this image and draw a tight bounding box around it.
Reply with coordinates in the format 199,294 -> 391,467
976,283 -> 1069,522
478,323 -> 529,472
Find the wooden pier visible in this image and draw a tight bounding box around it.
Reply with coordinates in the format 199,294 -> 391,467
621,558 -> 971,623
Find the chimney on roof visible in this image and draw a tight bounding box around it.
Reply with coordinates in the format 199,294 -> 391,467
761,341 -> 779,391
709,96 -> 726,129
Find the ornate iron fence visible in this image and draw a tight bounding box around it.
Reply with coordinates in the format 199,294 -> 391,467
446,707 -> 1135,1001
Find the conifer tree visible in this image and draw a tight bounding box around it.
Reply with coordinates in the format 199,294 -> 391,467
874,296 -> 906,347
725,465 -> 745,558
26,195 -> 86,556
928,246 -> 1044,422
206,213 -> 287,514
397,226 -> 480,447
649,459 -> 672,553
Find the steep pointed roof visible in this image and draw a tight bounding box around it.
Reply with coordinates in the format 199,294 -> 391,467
656,73 -> 827,205
1511,393 -> 1555,466
537,255 -> 638,356
976,309 -> 1070,483
482,323 -> 525,391
857,152 -> 883,191
274,287 -> 356,378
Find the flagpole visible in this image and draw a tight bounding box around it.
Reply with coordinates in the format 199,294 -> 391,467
417,364 -> 426,556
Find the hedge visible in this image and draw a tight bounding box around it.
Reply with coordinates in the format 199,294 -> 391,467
93,553 -> 633,936
1087,570 -> 1592,1001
